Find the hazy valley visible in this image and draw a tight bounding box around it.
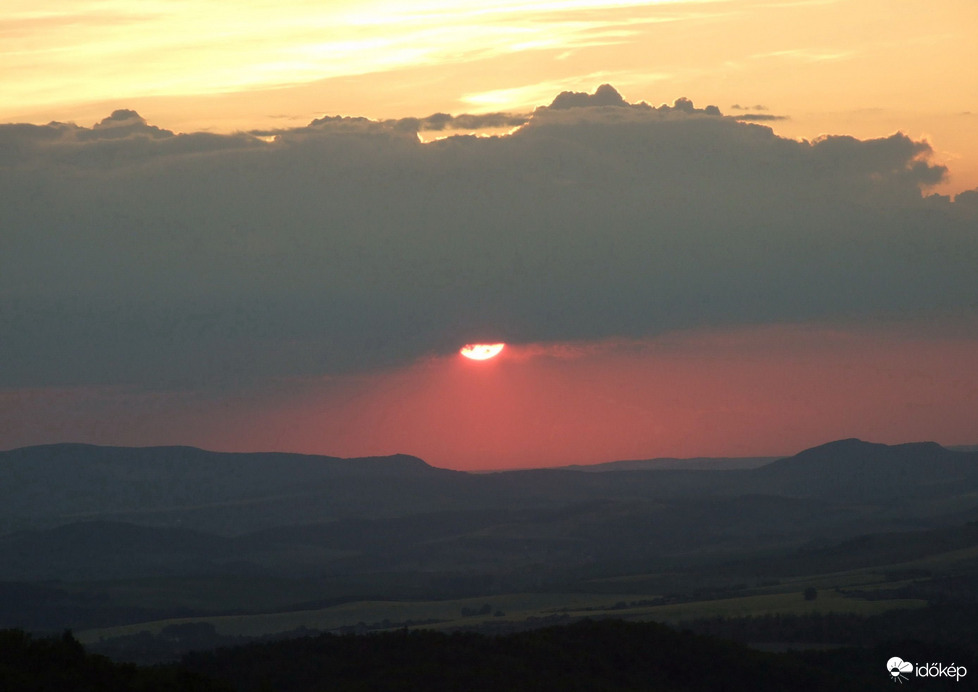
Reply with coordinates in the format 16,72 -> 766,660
0,439 -> 976,652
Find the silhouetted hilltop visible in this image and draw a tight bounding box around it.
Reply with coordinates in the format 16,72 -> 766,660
0,444 -> 454,533
753,438 -> 978,500
1,443 -> 434,475
4,439 -> 978,636
4,439 -> 977,537
767,438 -> 950,470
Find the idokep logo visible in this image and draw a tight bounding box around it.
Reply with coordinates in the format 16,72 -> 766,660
887,657 -> 968,684
888,657 -> 913,683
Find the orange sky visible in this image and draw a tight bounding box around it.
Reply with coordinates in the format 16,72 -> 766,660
3,1 -> 978,468
211,325 -> 978,468
4,0 -> 977,194
5,324 -> 977,469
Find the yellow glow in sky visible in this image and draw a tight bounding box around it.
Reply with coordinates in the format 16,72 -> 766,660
2,0 -> 977,191
2,0 -> 716,113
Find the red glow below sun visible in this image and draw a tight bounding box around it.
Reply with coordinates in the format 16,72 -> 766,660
459,343 -> 505,360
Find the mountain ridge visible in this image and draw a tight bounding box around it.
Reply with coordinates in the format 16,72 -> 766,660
3,438 -> 978,635
3,438 -> 977,535
0,442 -> 436,471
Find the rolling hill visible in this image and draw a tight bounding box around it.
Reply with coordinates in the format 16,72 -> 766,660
3,438 -> 978,637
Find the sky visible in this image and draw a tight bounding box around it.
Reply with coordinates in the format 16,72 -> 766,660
2,0 -> 977,469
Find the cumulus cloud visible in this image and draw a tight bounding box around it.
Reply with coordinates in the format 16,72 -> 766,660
1,86 -> 975,388
253,111 -> 531,140
536,84 -> 722,118
0,111 -> 261,167
547,83 -> 630,109
411,112 -> 530,132
82,109 -> 172,140
955,188 -> 978,207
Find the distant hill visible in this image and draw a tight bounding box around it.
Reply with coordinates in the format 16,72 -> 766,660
751,438 -> 978,501
3,439 -> 978,635
3,440 -> 978,536
0,444 -> 458,533
562,455 -> 781,471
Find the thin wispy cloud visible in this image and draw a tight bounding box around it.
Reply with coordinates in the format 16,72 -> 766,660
750,48 -> 855,62
0,1 -> 719,111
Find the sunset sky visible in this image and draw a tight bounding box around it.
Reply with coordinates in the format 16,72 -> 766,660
2,0 -> 977,468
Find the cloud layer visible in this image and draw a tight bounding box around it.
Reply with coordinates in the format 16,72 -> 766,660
2,86 -> 976,388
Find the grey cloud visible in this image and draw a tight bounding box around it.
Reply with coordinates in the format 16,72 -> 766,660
537,85 -> 722,118
0,113 -> 261,167
256,112 -> 531,140
732,113 -> 788,122
81,109 -> 172,140
257,86 -> 711,142
728,104 -> 788,121
547,83 -> 630,109
668,96 -> 721,116
386,111 -> 531,134
954,189 -> 978,207
1,86 -> 975,388
416,112 -> 529,131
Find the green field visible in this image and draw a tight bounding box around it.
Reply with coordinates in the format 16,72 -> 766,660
618,590 -> 925,622
76,525 -> 978,648
78,592 -> 640,642
77,583 -> 927,645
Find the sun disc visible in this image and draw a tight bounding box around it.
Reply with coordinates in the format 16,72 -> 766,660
460,343 -> 505,360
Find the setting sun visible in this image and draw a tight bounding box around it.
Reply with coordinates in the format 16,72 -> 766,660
459,343 -> 506,360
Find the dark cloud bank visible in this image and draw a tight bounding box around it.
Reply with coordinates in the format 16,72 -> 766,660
1,86 -> 976,388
